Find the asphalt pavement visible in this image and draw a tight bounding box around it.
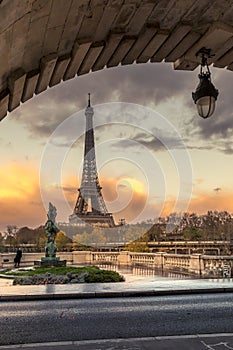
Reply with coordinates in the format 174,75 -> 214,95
1,273 -> 233,349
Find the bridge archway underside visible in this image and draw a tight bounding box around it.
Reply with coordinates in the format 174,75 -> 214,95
1,0 -> 233,120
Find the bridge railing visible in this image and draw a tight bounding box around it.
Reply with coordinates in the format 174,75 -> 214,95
163,254 -> 191,271
1,251 -> 233,277
91,252 -> 119,264
129,253 -> 157,266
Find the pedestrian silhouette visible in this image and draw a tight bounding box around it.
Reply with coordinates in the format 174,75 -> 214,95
14,248 -> 22,268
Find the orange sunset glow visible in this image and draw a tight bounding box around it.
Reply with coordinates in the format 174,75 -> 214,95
1,165 -> 233,232
0,163 -> 45,229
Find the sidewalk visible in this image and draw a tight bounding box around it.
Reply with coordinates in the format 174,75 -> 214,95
1,273 -> 233,301
1,274 -> 233,301
1,334 -> 233,350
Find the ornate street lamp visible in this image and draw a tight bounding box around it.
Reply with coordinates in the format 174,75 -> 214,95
192,47 -> 219,118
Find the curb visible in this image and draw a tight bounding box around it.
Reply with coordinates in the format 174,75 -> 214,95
1,334 -> 233,349
1,287 -> 233,301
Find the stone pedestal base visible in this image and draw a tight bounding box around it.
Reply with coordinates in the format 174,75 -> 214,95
34,257 -> 66,267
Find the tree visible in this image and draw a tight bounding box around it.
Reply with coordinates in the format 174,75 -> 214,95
6,225 -> 17,236
55,231 -> 72,251
4,225 -> 18,250
15,226 -> 47,251
124,225 -> 145,243
125,242 -> 149,253
183,227 -> 203,241
0,232 -> 4,252
92,228 -> 106,246
74,231 -> 93,246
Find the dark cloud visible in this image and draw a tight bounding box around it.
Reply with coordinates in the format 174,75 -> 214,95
47,62 -> 196,106
216,142 -> 233,155
51,139 -> 82,148
10,63 -> 196,137
10,92 -> 79,138
54,185 -> 77,193
195,114 -> 233,139
213,188 -> 221,193
8,62 -> 233,157
111,129 -> 186,152
187,145 -> 213,151
62,186 -> 77,193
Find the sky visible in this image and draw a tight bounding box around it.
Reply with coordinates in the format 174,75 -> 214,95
1,62 -> 233,232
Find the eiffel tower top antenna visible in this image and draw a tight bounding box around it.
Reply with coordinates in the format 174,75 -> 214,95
88,92 -> 91,107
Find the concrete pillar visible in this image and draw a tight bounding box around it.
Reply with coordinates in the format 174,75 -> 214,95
117,251 -> 131,266
189,254 -> 202,275
72,251 -> 92,265
154,252 -> 165,269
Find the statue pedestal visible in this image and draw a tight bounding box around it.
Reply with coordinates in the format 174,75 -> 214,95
34,257 -> 67,267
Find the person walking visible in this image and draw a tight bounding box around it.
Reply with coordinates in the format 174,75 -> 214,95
14,248 -> 22,268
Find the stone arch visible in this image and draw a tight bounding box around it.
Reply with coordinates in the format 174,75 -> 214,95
1,0 -> 233,120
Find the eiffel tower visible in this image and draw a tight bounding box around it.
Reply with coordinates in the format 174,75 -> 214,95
69,94 -> 115,227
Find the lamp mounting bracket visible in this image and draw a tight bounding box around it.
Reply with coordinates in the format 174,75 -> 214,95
196,47 -> 213,59
196,47 -> 215,67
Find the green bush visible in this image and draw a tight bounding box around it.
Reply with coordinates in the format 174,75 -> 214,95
5,266 -> 125,284
85,269 -> 125,283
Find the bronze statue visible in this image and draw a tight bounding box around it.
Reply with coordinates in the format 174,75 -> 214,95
45,202 -> 59,258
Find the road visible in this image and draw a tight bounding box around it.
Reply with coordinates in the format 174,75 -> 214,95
1,293 -> 233,345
